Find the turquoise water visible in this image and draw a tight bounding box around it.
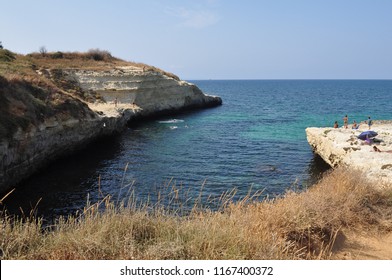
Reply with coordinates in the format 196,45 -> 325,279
5,80 -> 392,218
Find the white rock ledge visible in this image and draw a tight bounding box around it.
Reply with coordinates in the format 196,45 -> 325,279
306,121 -> 392,188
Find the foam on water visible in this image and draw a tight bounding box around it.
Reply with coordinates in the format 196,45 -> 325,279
158,119 -> 185,124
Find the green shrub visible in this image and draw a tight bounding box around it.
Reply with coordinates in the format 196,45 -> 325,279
0,49 -> 16,62
50,51 -> 64,59
86,49 -> 112,61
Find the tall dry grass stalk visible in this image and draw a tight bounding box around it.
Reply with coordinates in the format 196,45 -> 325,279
0,168 -> 391,260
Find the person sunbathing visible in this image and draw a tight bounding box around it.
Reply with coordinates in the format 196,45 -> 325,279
373,146 -> 392,153
373,146 -> 382,152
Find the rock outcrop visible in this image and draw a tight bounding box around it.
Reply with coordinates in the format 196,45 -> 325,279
66,66 -> 221,116
0,66 -> 221,193
306,121 -> 392,188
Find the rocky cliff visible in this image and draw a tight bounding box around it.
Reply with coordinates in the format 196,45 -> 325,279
306,121 -> 392,188
0,51 -> 221,193
64,66 -> 221,116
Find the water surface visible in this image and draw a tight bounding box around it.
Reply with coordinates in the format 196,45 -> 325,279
4,80 -> 392,219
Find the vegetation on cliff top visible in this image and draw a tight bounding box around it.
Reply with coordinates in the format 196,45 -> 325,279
1,168 -> 391,260
0,48 -> 179,139
0,48 -> 179,80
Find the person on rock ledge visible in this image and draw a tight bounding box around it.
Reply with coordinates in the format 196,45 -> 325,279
367,116 -> 373,130
333,121 -> 339,128
352,120 -> 359,129
343,115 -> 348,129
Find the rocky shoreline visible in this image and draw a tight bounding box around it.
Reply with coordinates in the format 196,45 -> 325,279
306,120 -> 392,188
0,65 -> 221,193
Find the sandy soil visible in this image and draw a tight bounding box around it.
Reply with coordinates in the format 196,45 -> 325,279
333,231 -> 392,259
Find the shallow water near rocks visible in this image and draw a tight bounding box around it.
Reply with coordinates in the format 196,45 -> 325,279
4,80 -> 392,220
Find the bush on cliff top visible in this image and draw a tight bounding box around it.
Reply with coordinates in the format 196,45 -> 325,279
27,49 -> 115,63
26,49 -> 180,80
0,49 -> 16,62
86,49 -> 113,61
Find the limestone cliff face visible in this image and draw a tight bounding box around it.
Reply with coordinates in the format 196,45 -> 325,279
65,66 -> 221,116
0,104 -> 134,193
0,67 -> 221,193
306,122 -> 392,188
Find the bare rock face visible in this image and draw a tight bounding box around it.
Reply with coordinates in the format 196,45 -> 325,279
0,105 -> 133,193
306,121 -> 392,188
0,67 -> 221,192
65,66 -> 221,116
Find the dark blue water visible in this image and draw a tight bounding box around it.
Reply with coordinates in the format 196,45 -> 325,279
4,80 -> 392,219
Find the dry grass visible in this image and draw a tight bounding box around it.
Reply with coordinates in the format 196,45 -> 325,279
0,48 -> 179,84
26,50 -> 180,80
1,168 -> 391,260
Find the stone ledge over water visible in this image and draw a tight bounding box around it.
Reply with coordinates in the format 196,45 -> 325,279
306,121 -> 392,188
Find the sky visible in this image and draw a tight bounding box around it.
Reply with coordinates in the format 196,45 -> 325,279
1,0 -> 392,80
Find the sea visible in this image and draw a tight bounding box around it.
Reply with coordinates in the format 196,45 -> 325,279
3,80 -> 392,220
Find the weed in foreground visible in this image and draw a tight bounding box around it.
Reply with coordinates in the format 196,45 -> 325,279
0,168 -> 390,260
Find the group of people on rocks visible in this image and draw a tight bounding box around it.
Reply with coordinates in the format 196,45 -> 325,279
332,116 -> 392,153
334,115 -> 372,130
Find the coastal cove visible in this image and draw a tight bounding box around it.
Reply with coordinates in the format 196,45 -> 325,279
3,0 -> 392,263
3,80 -> 392,220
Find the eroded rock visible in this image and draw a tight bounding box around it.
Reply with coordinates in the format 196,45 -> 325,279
306,121 -> 392,188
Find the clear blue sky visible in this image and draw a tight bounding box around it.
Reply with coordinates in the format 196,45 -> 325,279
1,0 -> 392,80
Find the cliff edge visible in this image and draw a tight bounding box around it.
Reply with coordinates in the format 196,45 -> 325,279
306,121 -> 392,188
0,49 -> 222,192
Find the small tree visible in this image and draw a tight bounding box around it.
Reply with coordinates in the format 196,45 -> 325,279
39,46 -> 47,56
0,41 -> 3,49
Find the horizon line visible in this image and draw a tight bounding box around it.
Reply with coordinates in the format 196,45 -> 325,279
186,78 -> 392,81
